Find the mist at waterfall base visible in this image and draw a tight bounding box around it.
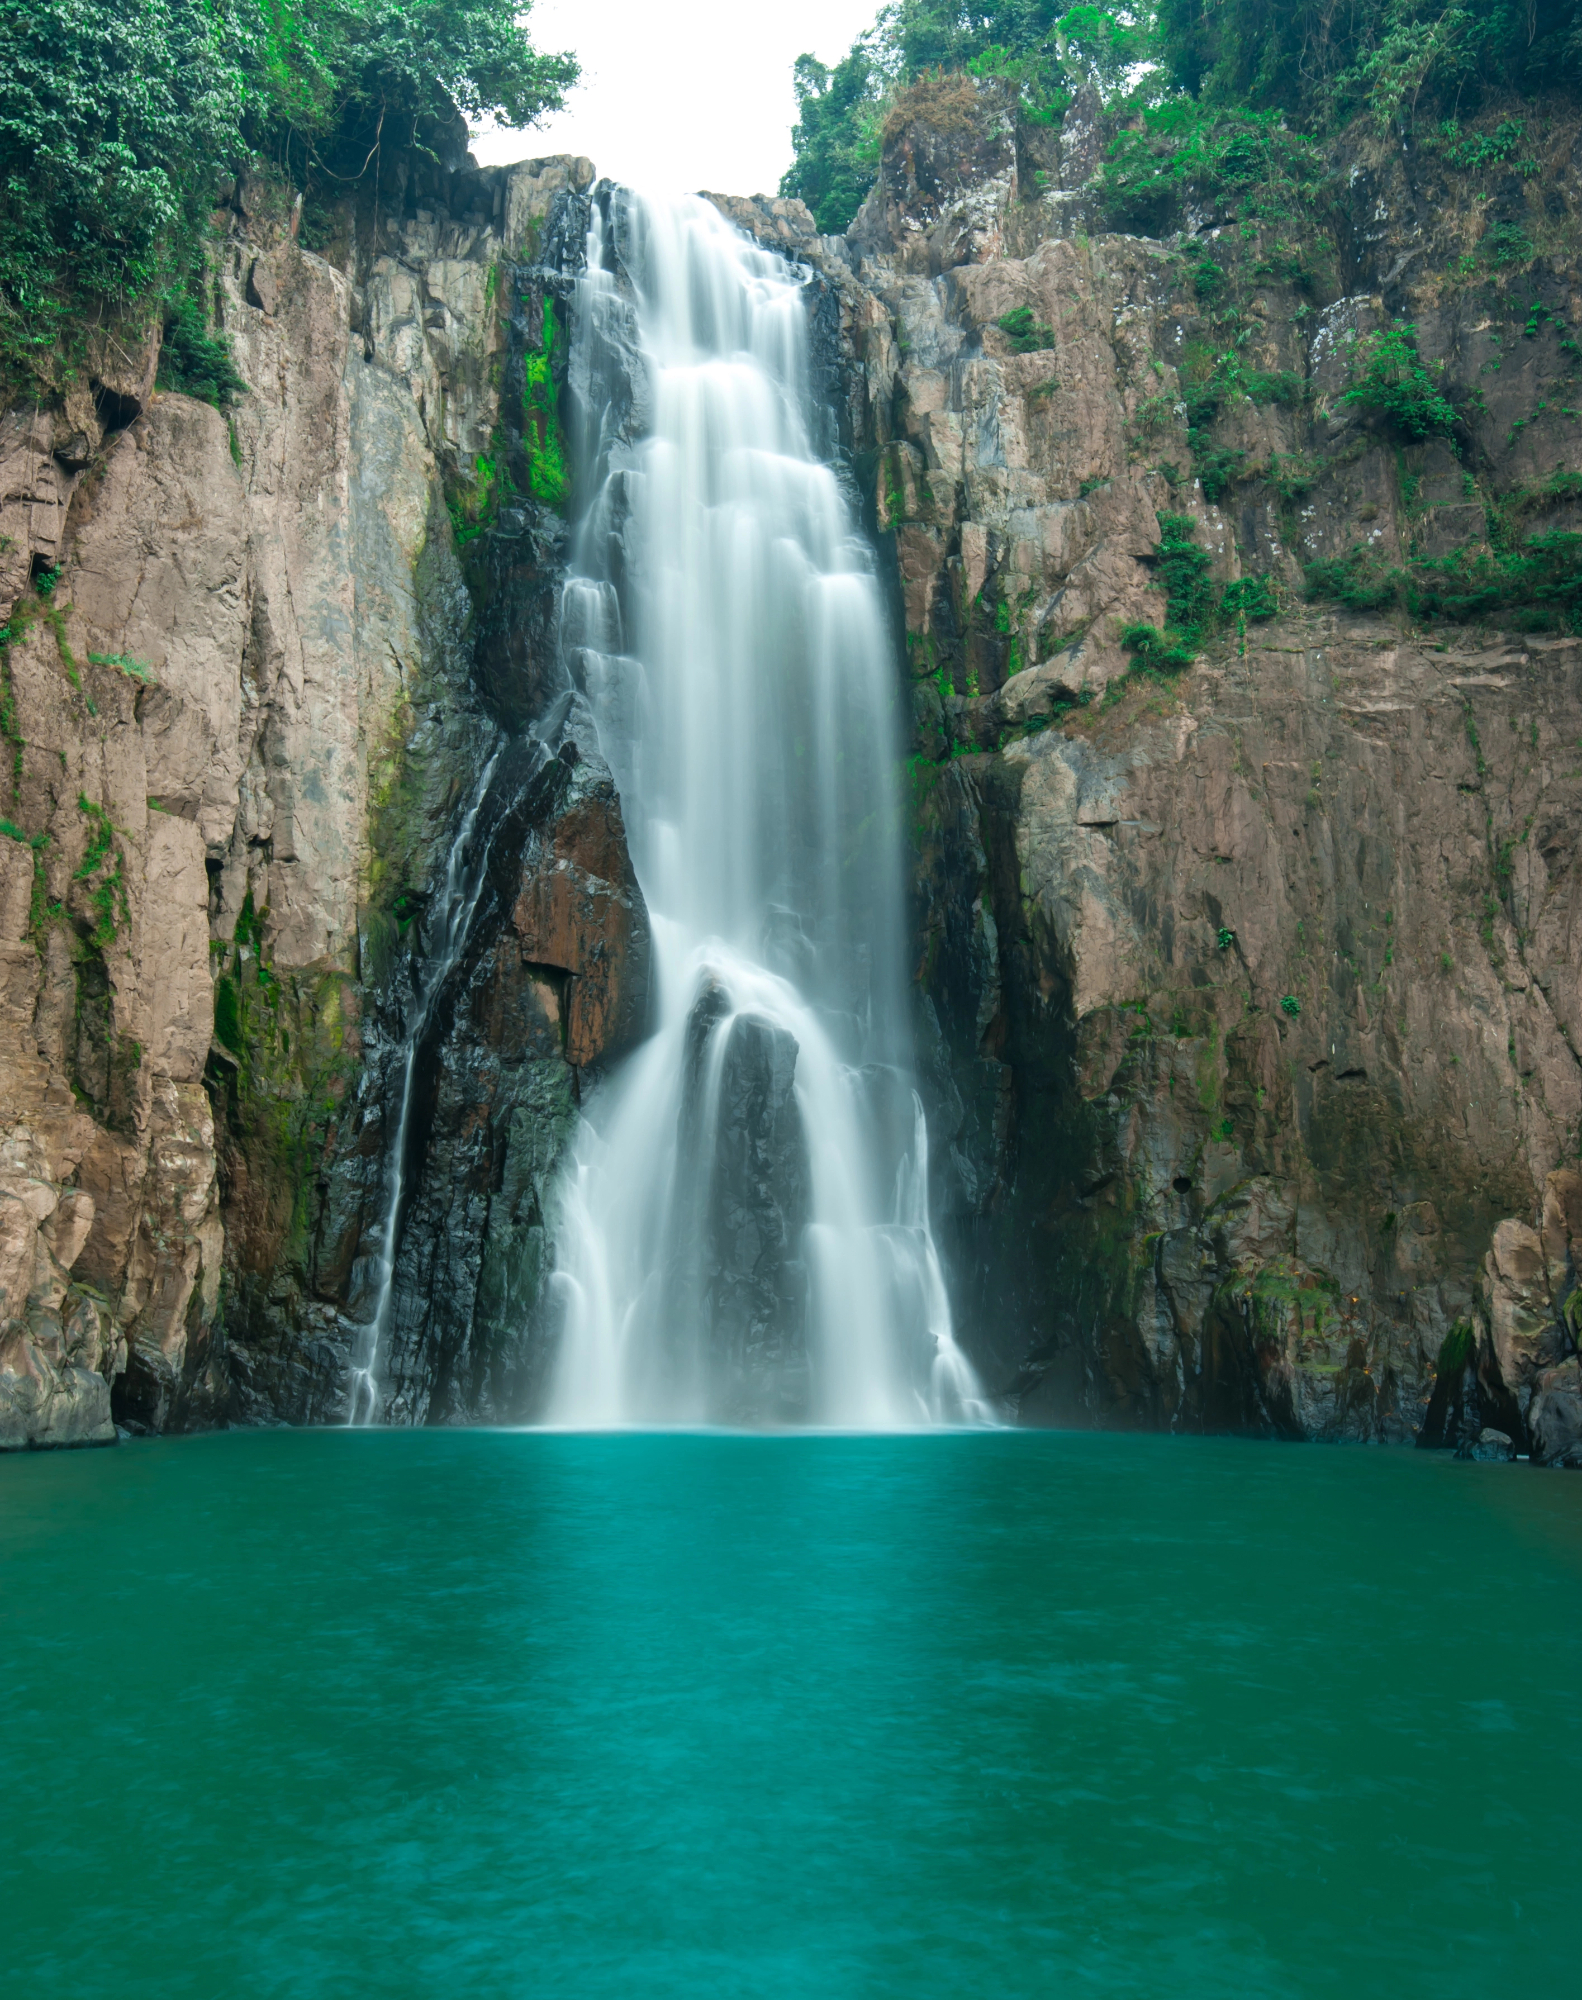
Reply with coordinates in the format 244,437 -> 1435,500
7,1428 -> 1580,1996
540,191 -> 980,1429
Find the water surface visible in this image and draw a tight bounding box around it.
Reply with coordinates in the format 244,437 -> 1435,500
3,1429 -> 1578,1996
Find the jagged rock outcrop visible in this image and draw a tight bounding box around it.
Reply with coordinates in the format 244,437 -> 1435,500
351,713 -> 651,1428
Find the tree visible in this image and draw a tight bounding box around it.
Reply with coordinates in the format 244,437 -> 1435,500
0,0 -> 577,388
781,41 -> 887,233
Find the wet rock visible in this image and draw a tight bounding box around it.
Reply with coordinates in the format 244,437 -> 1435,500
704,1013 -> 810,1424
505,746 -> 652,1069
1529,1358 -> 1582,1468
365,719 -> 649,1426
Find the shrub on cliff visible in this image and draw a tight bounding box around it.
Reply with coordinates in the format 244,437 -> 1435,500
1124,512 -> 1278,670
1340,322 -> 1460,441
1306,531 -> 1582,629
0,0 -> 576,396
1099,101 -> 1330,234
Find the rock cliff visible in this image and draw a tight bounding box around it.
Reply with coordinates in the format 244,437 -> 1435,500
718,78 -> 1582,1462
0,143 -> 652,1446
5,82 -> 1581,1463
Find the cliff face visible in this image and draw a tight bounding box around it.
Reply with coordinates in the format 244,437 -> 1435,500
722,81 -> 1582,1462
6,85 -> 1581,1460
0,148 -> 653,1447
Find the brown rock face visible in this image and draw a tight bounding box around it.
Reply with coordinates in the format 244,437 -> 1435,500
510,778 -> 651,1068
723,79 -> 1582,1446
0,148 -> 608,1443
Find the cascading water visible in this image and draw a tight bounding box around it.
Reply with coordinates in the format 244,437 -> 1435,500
347,747 -> 501,1425
545,191 -> 986,1429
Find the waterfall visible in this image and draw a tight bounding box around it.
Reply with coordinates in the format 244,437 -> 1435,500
541,190 -> 985,1430
347,747 -> 501,1426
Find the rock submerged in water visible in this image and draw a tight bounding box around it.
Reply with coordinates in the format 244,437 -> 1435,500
705,1013 -> 811,1426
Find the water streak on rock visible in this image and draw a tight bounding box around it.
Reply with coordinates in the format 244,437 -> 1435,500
348,747 -> 502,1424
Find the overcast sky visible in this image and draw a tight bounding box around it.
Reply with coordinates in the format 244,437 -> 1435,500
471,0 -> 880,196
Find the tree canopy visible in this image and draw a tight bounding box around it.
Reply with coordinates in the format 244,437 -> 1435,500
781,0 -> 1582,234
0,0 -> 576,385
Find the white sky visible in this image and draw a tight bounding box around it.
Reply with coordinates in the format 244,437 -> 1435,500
471,0 -> 880,197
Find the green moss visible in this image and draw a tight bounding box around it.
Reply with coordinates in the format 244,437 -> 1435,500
213,974 -> 243,1054
882,444 -> 909,525
35,596 -> 96,715
87,650 -> 155,686
1436,1319 -> 1475,1377
523,295 -> 570,513
74,794 -> 128,951
449,446 -> 504,546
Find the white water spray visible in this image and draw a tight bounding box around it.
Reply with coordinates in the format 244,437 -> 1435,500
547,191 -> 986,1428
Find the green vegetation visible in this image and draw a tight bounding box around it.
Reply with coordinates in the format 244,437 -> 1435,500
451,287 -> 569,540
73,794 -> 128,951
1340,323 -> 1459,441
156,295 -> 249,408
781,40 -> 888,234
0,0 -> 576,394
1436,1318 -> 1475,1377
523,296 -> 570,511
1121,512 -> 1277,672
784,0 -> 1582,241
1308,488 -> 1582,632
87,651 -> 156,685
995,306 -> 1056,353
782,2 -> 1143,232
1279,994 -> 1301,1017
1153,0 -> 1582,127
1101,105 -> 1330,236
1154,512 -> 1218,631
1120,622 -> 1196,671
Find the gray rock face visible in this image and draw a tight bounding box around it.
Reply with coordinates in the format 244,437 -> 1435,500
1464,1427 -> 1516,1463
705,1013 -> 810,1424
1529,1358 -> 1582,1467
